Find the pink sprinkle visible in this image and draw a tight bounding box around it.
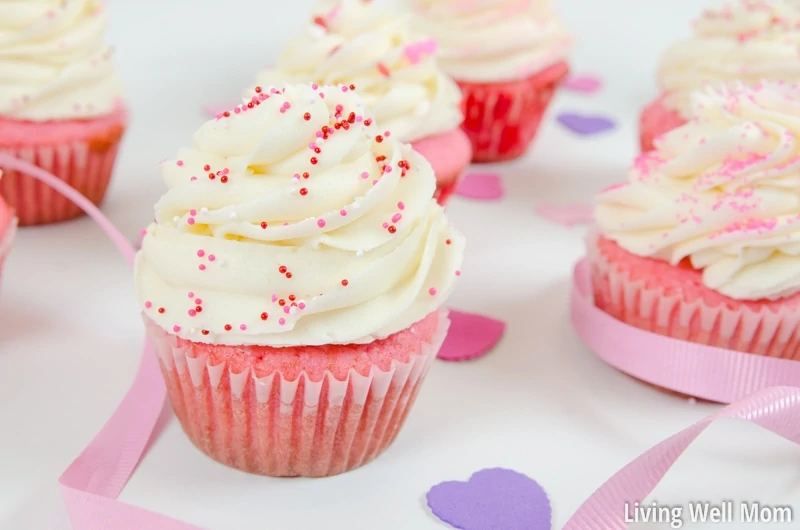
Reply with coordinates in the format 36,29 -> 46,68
279,318 -> 286,326
283,306 -> 290,314
188,310 -> 197,317
240,324 -> 247,331
208,255 -> 216,262
272,295 -> 278,302
392,213 -> 402,223
455,270 -> 462,276
429,288 -> 438,296
361,172 -> 369,179
384,131 -> 391,137
234,107 -> 241,114
356,116 -> 363,122
384,166 -> 393,173
173,325 -> 181,333
317,219 -> 326,228
188,292 -> 195,298
382,222 -> 389,229
298,302 -> 306,310
190,209 -> 197,216
190,177 -> 197,181
187,218 -> 195,225
145,301 -> 153,309
199,264 -> 206,271
397,201 -> 405,210
312,83 -> 319,90
195,298 -> 202,305
177,160 -> 184,167
197,250 -> 205,257
340,209 -> 347,216
336,105 -> 344,112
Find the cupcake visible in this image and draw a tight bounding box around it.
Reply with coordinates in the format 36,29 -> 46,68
251,0 -> 469,205
0,0 -> 127,226
591,83 -> 800,376
641,0 -> 800,152
408,0 -> 571,162
0,172 -> 15,288
135,83 -> 464,477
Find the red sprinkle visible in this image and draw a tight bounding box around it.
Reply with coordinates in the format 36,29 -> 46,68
201,330 -> 210,335
341,279 -> 349,286
300,188 -> 309,196
261,312 -> 269,320
261,222 -> 268,229
224,324 -> 232,331
158,307 -> 165,314
279,265 -> 287,273
304,112 -> 311,121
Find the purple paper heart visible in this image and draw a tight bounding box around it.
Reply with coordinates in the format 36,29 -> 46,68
557,113 -> 616,135
427,468 -> 551,530
455,172 -> 504,200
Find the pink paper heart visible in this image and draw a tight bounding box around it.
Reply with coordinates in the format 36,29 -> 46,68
438,310 -> 506,361
534,203 -> 594,227
404,38 -> 438,64
562,74 -> 603,94
455,172 -> 504,200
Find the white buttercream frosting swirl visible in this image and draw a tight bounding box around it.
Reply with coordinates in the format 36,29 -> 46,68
252,0 -> 462,143
597,82 -> 800,301
135,84 -> 464,346
407,0 -> 572,83
659,0 -> 800,117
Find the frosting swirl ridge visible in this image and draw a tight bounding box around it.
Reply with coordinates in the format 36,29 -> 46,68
135,84 -> 464,346
252,0 -> 463,143
407,0 -> 572,83
597,83 -> 800,301
659,0 -> 800,117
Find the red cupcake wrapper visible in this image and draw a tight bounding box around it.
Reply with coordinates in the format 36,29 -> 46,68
0,114 -> 126,226
588,235 -> 800,359
639,94 -> 687,153
145,311 -> 450,477
458,61 -> 569,163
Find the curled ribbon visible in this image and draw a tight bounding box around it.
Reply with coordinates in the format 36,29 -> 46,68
4,152 -> 800,529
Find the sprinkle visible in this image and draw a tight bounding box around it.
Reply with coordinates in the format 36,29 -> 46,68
208,255 -> 216,262
195,298 -> 202,305
279,318 -> 286,326
361,171 -> 369,179
188,310 -> 197,317
199,264 -> 206,271
158,307 -> 165,314
392,213 -> 402,223
187,292 -> 195,298
397,201 -> 405,210
197,250 -> 205,257
342,279 -> 349,286
224,324 -> 232,332
145,301 -> 152,309
240,324 -> 247,331
340,209 -> 347,216
177,160 -> 184,167
429,288 -> 438,296
317,219 -> 327,228
173,325 -> 181,333
455,270 -> 462,276
187,218 -> 195,225
298,302 -> 306,310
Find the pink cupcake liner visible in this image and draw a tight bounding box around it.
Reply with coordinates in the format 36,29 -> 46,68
411,128 -> 472,206
0,107 -> 127,226
639,94 -> 686,153
458,61 -> 569,163
145,310 -> 450,477
588,234 -> 800,360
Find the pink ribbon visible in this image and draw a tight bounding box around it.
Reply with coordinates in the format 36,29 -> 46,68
6,150 -> 800,529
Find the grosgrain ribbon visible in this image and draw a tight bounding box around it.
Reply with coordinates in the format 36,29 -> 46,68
6,151 -> 800,530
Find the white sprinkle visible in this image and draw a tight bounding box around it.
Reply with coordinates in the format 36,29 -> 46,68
308,24 -> 326,38
414,101 -> 431,117
316,137 -> 324,145
201,207 -> 209,214
290,306 -> 299,315
356,250 -> 364,257
189,328 -> 197,335
173,216 -> 180,223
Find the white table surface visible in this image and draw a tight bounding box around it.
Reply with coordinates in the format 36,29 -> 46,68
2,1 -> 800,529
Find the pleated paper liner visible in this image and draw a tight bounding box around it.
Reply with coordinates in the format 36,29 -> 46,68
639,94 -> 686,153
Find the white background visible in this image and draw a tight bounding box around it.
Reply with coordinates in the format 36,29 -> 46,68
2,1 -> 800,529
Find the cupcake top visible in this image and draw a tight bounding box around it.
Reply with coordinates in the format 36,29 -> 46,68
659,0 -> 800,117
407,0 -> 572,84
135,83 -> 464,347
251,0 -> 462,144
597,82 -> 800,301
0,0 -> 122,121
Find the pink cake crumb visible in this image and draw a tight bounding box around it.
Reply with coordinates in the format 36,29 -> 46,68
639,94 -> 686,153
412,128 -> 472,205
146,311 -> 448,477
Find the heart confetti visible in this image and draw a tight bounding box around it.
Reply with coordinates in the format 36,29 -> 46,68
562,74 -> 603,94
438,310 -> 505,361
427,468 -> 552,530
534,202 -> 594,227
404,38 -> 438,64
454,172 -> 504,201
556,113 -> 616,135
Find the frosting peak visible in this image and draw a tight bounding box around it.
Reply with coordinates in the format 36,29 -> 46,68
659,0 -> 800,117
135,84 -> 464,346
597,82 -> 800,301
251,0 -> 463,143
0,0 -> 123,121
407,0 -> 572,83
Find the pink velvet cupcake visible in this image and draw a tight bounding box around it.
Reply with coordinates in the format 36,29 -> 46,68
251,0 -> 469,205
135,84 -> 464,477
592,83 -> 800,376
0,0 -> 127,226
0,172 -> 15,288
409,0 -> 572,162
640,0 -> 800,152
